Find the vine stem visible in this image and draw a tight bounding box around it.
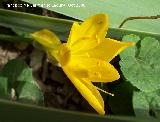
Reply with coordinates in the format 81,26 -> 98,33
119,15 -> 160,28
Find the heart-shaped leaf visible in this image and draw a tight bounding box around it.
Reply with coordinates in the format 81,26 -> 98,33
0,59 -> 44,104
120,35 -> 160,92
133,90 -> 160,118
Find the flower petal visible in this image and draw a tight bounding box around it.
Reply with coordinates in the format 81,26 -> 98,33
67,14 -> 108,47
70,37 -> 99,54
74,38 -> 135,62
66,56 -> 120,82
32,29 -> 61,49
62,67 -> 105,115
80,14 -> 108,39
67,22 -> 81,47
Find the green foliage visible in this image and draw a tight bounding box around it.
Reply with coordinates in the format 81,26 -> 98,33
120,35 -> 160,92
120,34 -> 160,118
0,8 -> 72,41
0,34 -> 32,43
1,59 -> 31,88
23,0 -> 160,35
133,91 -> 160,118
0,59 -> 44,104
0,77 -> 8,97
0,8 -> 160,44
120,34 -> 140,59
16,82 -> 44,104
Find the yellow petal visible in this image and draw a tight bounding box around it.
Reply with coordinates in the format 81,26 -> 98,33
66,56 -> 120,82
70,37 -> 99,54
62,67 -> 105,115
67,14 -> 108,47
75,38 -> 135,62
32,29 -> 61,49
67,22 -> 81,47
80,14 -> 108,39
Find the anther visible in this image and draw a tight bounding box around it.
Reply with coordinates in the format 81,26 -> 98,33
94,72 -> 101,79
97,61 -> 101,66
97,20 -> 103,24
95,35 -> 100,44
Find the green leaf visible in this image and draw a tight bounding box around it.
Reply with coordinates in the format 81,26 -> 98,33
23,0 -> 160,35
0,8 -> 160,43
16,67 -> 34,84
148,91 -> 160,118
16,82 -> 44,105
133,91 -> 150,117
0,76 -> 8,97
0,34 -> 32,43
1,59 -> 29,89
133,90 -> 160,118
120,34 -> 140,59
0,8 -> 72,41
120,36 -> 160,92
0,59 -> 44,104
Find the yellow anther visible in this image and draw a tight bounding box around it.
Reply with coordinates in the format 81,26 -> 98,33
97,39 -> 101,44
94,72 -> 101,79
97,20 -> 103,24
95,35 -> 101,44
95,35 -> 98,39
97,61 -> 101,66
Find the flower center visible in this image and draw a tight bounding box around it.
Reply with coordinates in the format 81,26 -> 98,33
59,43 -> 71,66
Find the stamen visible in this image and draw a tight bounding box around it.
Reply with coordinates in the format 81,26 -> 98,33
95,86 -> 114,96
95,35 -> 98,39
95,35 -> 101,44
97,20 -> 103,24
97,61 -> 101,66
94,72 -> 101,79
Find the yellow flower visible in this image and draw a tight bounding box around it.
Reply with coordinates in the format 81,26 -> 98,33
32,14 -> 134,115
